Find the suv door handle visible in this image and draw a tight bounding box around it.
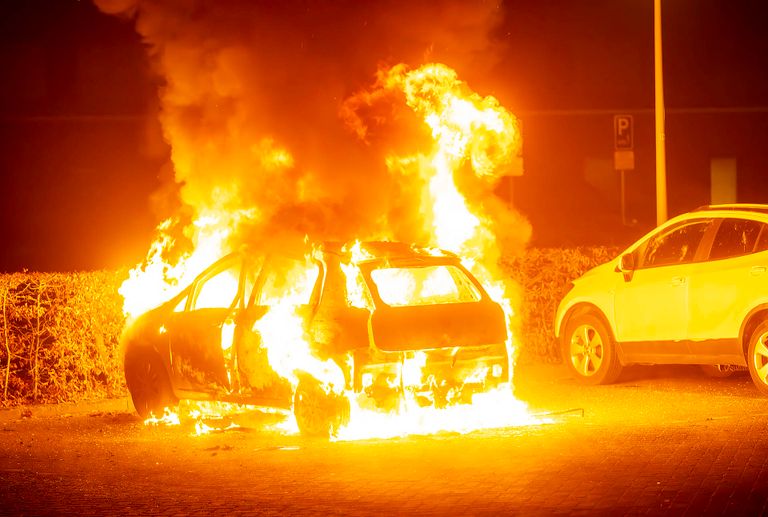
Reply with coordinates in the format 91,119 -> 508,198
671,276 -> 686,286
751,266 -> 767,276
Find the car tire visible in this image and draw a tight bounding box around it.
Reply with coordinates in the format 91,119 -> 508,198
293,376 -> 350,438
747,320 -> 768,395
124,350 -> 177,419
563,312 -> 623,385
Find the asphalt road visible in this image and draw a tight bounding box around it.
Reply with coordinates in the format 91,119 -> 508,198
2,363 -> 768,516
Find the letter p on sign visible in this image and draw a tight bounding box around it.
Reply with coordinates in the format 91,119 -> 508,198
614,115 -> 633,150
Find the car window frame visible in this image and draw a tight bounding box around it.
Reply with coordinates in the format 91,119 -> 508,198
358,256 -> 490,308
187,254 -> 244,312
248,254 -> 324,309
240,255 -> 265,310
368,263 -> 483,307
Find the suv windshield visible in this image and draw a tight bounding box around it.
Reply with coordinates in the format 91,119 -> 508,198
370,265 -> 481,307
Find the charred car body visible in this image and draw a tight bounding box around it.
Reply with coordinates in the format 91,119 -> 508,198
123,241 -> 509,436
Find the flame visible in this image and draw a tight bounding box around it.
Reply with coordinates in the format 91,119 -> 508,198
253,304 -> 345,391
249,254 -> 346,391
326,63 -> 533,439
340,241 -> 374,310
123,62 -> 539,440
336,387 -> 540,441
143,401 -> 291,436
382,62 -> 522,366
398,63 -> 519,256
119,214 -> 233,322
119,135 -> 294,322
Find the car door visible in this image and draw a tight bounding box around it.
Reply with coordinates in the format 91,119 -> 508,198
166,255 -> 244,393
613,219 -> 712,358
236,255 -> 322,402
687,217 -> 768,362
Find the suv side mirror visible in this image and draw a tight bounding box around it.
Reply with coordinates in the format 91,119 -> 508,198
618,253 -> 635,272
616,252 -> 636,281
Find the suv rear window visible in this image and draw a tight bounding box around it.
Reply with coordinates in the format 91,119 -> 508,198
370,265 -> 481,307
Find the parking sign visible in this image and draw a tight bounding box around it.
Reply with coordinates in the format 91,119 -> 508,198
614,115 -> 633,150
614,115 -> 634,171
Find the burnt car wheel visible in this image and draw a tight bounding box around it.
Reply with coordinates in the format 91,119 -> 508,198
293,377 -> 350,438
125,350 -> 177,418
563,312 -> 623,385
747,320 -> 768,395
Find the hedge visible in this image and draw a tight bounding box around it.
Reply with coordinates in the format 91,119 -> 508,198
503,247 -> 620,364
0,271 -> 125,407
0,247 -> 619,407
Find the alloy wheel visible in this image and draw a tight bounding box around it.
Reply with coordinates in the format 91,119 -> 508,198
752,331 -> 768,386
569,323 -> 604,377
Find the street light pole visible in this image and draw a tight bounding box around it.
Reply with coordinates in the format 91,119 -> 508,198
654,0 -> 668,224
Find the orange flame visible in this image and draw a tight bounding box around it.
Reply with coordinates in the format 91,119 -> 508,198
381,62 -> 522,369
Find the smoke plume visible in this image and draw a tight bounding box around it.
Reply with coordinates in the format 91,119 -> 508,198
94,0 -> 528,258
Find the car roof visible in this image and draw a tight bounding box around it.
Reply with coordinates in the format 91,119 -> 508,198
692,204 -> 768,215
618,204 -> 768,256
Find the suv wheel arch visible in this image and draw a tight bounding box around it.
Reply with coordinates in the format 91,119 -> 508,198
560,304 -> 615,345
560,303 -> 624,366
561,307 -> 623,384
740,306 -> 768,357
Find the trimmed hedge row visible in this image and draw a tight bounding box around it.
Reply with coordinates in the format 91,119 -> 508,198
0,271 -> 125,407
503,247 -> 620,363
0,246 -> 619,406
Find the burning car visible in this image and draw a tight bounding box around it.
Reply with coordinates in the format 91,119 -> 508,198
123,241 -> 509,437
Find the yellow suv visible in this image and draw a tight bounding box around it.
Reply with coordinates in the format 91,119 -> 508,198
555,204 -> 768,393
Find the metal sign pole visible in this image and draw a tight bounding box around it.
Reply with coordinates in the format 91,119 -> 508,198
654,0 -> 668,224
620,169 -> 627,226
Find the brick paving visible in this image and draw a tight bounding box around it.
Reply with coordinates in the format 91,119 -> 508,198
1,365 -> 768,515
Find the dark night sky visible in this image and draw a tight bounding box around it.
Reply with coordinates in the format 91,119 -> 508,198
1,0 -> 767,272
